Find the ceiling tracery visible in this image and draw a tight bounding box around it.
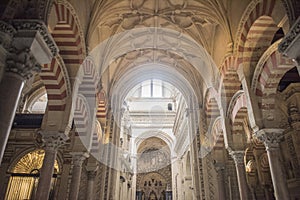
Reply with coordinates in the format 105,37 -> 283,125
88,0 -> 232,52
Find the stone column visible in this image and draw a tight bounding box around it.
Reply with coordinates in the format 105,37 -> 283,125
69,152 -> 89,200
229,150 -> 250,200
214,162 -> 226,200
35,132 -> 67,200
255,129 -> 290,200
86,168 -> 98,200
0,20 -> 57,165
0,49 -> 41,165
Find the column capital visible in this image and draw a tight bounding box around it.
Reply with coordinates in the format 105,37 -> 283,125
228,149 -> 245,165
39,131 -> 69,151
6,48 -> 41,80
71,152 -> 89,167
4,20 -> 59,80
11,19 -> 58,57
254,129 -> 285,150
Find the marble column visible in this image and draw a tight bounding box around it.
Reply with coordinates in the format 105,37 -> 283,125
0,49 -> 41,165
229,150 -> 250,200
255,129 -> 290,200
214,162 -> 226,200
69,152 -> 89,200
35,132 -> 67,200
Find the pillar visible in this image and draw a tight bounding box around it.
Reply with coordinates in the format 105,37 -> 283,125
69,152 -> 89,200
35,132 -> 67,200
214,162 -> 226,200
255,129 -> 290,200
86,166 -> 98,200
0,19 -> 57,165
229,150 -> 250,200
0,49 -> 41,164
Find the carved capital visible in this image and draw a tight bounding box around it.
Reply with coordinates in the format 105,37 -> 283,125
6,48 -> 41,79
11,20 -> 58,57
39,131 -> 69,151
71,152 -> 89,167
229,150 -> 245,165
254,129 -> 285,151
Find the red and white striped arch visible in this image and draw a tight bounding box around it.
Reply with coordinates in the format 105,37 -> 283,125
254,50 -> 293,97
97,89 -> 107,127
204,87 -> 220,126
254,50 -> 293,109
228,91 -> 247,124
211,117 -> 224,150
74,94 -> 90,138
74,58 -> 100,148
257,55 -> 293,96
51,0 -> 86,67
40,56 -> 70,111
227,91 -> 251,138
219,56 -> 241,107
78,58 -> 99,98
235,0 -> 276,64
90,120 -> 103,154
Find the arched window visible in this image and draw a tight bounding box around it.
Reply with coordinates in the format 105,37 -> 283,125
5,150 -> 59,200
30,93 -> 48,113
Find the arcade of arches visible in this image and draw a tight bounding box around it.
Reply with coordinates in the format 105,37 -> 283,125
0,0 -> 300,199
